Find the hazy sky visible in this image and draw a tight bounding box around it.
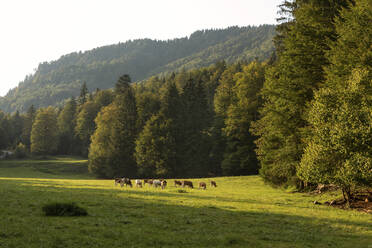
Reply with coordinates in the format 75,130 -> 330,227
0,0 -> 282,96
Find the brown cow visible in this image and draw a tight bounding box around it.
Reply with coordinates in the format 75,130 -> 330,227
174,180 -> 182,187
182,180 -> 194,189
123,178 -> 133,188
211,181 -> 217,187
161,180 -> 167,189
114,178 -> 123,187
144,179 -> 153,186
199,182 -> 206,190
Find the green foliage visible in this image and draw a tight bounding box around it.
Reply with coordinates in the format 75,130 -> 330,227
0,26 -> 275,113
135,114 -> 177,177
299,0 -> 372,198
299,69 -> 372,198
14,143 -> 28,159
89,76 -> 138,178
251,0 -> 351,186
31,107 -> 58,155
57,98 -> 77,154
221,62 -> 266,175
42,202 -> 87,216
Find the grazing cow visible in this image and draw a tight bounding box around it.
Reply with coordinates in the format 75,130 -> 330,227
199,182 -> 206,190
135,179 -> 142,188
182,180 -> 194,189
174,180 -> 182,187
153,180 -> 162,188
114,178 -> 123,187
161,180 -> 167,189
144,179 -> 153,186
211,181 -> 217,187
122,178 -> 132,188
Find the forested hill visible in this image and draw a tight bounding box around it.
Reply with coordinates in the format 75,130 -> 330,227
0,25 -> 275,112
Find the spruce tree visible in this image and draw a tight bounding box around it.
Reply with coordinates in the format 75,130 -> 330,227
251,0 -> 351,186
89,75 -> 138,178
222,61 -> 266,175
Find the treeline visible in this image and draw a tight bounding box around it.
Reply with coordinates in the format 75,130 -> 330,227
0,0 -> 370,204
252,0 -> 371,202
0,25 -> 275,113
0,60 -> 266,180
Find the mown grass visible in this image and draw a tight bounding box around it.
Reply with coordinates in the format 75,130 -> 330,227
0,157 -> 371,248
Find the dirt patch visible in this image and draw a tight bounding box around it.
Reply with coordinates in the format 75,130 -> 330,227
324,193 -> 372,213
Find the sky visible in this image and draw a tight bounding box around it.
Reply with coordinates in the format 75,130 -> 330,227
0,0 -> 282,96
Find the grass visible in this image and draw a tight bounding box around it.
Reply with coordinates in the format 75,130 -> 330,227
0,156 -> 371,248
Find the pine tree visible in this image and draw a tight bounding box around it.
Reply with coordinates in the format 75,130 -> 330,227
251,0 -> 351,186
89,75 -> 138,178
222,61 -> 266,175
79,82 -> 88,105
135,82 -> 181,178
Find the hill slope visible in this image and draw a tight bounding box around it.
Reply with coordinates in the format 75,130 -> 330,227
0,25 -> 275,112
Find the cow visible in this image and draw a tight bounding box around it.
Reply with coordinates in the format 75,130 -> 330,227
114,178 -> 123,187
161,180 -> 167,189
144,179 -> 153,186
122,178 -> 132,188
135,179 -> 142,188
211,181 -> 217,187
174,180 -> 182,187
199,182 -> 206,190
182,180 -> 194,189
153,180 -> 162,188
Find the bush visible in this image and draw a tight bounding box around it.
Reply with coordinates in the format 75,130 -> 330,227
14,143 -> 28,159
42,202 -> 88,216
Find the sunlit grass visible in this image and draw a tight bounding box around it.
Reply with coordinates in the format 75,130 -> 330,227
0,157 -> 371,247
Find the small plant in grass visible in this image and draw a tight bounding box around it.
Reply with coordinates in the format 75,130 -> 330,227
42,202 -> 88,216
177,189 -> 187,193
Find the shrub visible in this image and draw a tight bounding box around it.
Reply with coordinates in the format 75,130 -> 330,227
14,143 -> 28,158
42,202 -> 88,216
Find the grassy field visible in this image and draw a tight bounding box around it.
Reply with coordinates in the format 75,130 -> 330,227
0,157 -> 371,248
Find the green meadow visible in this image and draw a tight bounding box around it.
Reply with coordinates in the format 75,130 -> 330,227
0,157 -> 371,248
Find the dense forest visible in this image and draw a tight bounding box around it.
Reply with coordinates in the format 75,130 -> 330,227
0,25 -> 275,113
0,0 -> 370,204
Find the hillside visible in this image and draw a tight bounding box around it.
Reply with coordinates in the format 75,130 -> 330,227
0,25 -> 275,112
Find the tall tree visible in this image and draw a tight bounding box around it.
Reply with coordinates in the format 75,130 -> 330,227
57,97 -> 77,154
21,105 -> 36,150
222,61 -> 266,175
298,0 -> 372,202
31,107 -> 58,155
251,0 -> 351,186
135,82 -> 181,178
89,75 -> 138,178
79,82 -> 88,105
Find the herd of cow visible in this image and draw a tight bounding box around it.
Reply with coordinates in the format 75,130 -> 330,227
114,178 -> 217,190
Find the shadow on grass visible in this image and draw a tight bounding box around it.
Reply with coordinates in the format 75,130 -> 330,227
1,178 -> 371,248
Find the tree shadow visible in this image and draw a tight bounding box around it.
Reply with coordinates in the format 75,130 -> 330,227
1,179 -> 371,248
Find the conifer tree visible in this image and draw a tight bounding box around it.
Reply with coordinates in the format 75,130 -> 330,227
89,75 -> 138,178
135,82 -> 180,177
222,61 -> 266,175
251,0 -> 351,186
